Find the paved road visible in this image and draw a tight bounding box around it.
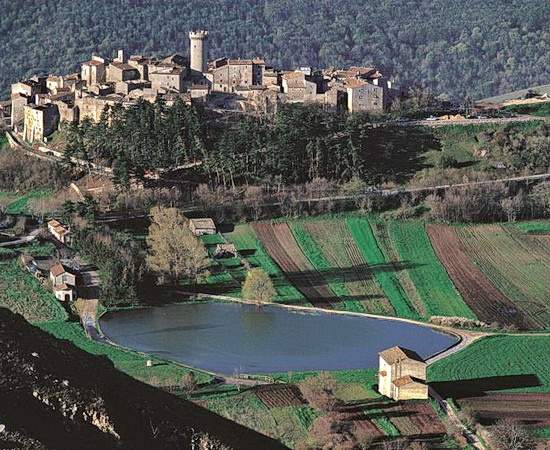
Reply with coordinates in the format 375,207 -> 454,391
0,228 -> 40,247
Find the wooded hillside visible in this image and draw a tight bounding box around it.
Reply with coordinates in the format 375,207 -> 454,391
1,0 -> 549,100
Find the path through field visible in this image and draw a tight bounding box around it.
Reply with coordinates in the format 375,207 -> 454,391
252,223 -> 334,307
456,225 -> 550,329
427,224 -> 536,329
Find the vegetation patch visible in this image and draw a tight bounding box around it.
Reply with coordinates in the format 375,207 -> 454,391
456,224 -> 550,329
388,220 -> 475,318
515,220 -> 550,235
346,217 -> 419,319
301,219 -> 395,315
6,190 -> 51,215
291,222 -> 364,312
0,258 -> 67,323
429,335 -> 550,393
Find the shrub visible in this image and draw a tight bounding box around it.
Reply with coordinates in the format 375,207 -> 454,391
298,372 -> 340,412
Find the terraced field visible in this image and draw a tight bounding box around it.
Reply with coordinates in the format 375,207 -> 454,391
296,220 -> 393,314
427,224 -> 534,329
456,224 -> 550,329
388,221 -> 475,319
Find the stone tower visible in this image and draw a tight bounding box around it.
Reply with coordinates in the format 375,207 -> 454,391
189,30 -> 208,74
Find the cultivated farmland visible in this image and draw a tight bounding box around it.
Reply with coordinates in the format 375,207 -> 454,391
295,220 -> 394,314
427,224 -> 535,329
388,221 -> 475,319
252,223 -> 335,307
348,218 -> 421,320
225,224 -> 305,304
456,224 -> 550,329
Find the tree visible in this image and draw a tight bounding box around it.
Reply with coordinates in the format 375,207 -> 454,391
146,206 -> 210,285
0,196 -> 11,218
181,371 -> 198,394
241,268 -> 276,305
490,419 -> 534,450
298,372 -> 340,412
27,194 -> 68,222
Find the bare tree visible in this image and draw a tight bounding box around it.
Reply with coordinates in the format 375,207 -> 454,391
241,268 -> 276,305
146,206 -> 210,285
490,419 -> 534,450
299,372 -> 340,412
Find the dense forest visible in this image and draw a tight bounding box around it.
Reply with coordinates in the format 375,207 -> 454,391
63,100 -> 437,187
1,0 -> 549,100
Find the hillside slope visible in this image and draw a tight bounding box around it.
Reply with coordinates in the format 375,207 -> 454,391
1,0 -> 549,99
0,308 -> 287,450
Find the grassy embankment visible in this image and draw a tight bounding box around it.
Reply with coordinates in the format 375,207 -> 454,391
505,102 -> 550,117
0,242 -> 212,386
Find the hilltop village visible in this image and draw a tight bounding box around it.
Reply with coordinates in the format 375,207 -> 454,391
1,30 -> 396,143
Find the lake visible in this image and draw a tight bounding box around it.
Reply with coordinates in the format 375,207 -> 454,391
99,302 -> 458,374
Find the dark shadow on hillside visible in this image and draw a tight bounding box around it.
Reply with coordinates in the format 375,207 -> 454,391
430,374 -> 541,399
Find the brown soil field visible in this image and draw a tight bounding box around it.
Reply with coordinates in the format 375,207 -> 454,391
427,224 -> 536,329
456,225 -> 550,329
387,401 -> 446,437
458,393 -> 550,427
255,384 -> 305,409
303,221 -> 394,315
253,223 -> 335,307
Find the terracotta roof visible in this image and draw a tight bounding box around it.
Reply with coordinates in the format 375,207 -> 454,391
346,79 -> 368,89
227,59 -> 265,66
392,375 -> 425,388
379,346 -> 424,365
283,72 -> 305,80
111,62 -> 137,71
50,263 -> 66,277
83,60 -> 103,67
48,219 -> 61,227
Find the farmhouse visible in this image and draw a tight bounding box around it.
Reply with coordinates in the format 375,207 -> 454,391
378,346 -> 428,401
47,219 -> 71,244
49,262 -> 76,302
189,218 -> 216,236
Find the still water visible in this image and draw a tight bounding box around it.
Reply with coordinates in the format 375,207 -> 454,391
100,302 -> 458,374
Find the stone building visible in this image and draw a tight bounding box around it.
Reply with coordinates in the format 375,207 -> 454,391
22,103 -> 59,143
281,71 -> 319,102
149,66 -> 186,92
210,58 -> 265,93
106,62 -> 140,83
189,30 -> 209,74
378,346 -> 428,401
346,79 -> 384,112
10,77 -> 47,129
81,57 -> 106,86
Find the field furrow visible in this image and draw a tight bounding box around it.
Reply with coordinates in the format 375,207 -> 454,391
301,220 -> 394,315
388,221 -> 475,319
456,225 -> 550,329
427,224 -> 535,329
252,223 -> 334,307
346,218 -> 419,320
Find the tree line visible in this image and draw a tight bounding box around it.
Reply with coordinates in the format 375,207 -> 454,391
63,100 -> 436,188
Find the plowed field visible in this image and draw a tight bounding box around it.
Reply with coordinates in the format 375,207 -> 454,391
387,401 -> 446,437
456,225 -> 550,329
252,223 -> 335,307
427,224 -> 535,329
458,393 -> 550,427
302,220 -> 394,315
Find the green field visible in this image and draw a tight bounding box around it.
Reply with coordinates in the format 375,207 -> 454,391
224,224 -> 305,304
505,102 -> 550,117
0,189 -> 52,215
429,335 -> 550,393
291,222 -> 365,312
347,218 -> 420,320
514,220 -> 550,234
388,220 -> 475,319
0,257 -> 67,323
